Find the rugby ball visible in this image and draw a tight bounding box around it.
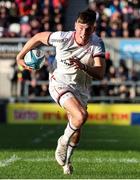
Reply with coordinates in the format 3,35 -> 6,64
24,48 -> 45,70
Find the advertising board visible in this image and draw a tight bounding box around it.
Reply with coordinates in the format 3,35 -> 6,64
120,39 -> 140,61
7,103 -> 140,125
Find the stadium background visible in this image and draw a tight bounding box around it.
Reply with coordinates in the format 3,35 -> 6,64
0,0 -> 140,179
0,0 -> 140,124
0,0 -> 140,178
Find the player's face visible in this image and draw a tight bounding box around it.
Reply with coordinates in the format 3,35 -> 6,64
75,22 -> 95,45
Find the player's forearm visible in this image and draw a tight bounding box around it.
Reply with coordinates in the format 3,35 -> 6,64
16,32 -> 51,60
16,35 -> 41,60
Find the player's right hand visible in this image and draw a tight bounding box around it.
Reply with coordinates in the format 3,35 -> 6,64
69,57 -> 85,70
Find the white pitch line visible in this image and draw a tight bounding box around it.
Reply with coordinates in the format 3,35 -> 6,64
75,157 -> 140,163
0,154 -> 21,167
22,157 -> 55,162
1,155 -> 140,168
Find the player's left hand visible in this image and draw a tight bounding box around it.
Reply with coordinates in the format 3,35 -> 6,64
17,58 -> 34,72
69,57 -> 85,70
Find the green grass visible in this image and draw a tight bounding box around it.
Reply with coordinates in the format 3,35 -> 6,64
0,124 -> 140,178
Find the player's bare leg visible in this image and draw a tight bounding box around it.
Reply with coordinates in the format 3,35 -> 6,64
55,96 -> 87,169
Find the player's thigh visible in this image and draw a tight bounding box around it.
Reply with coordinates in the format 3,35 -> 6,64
49,84 -> 88,120
63,96 -> 88,121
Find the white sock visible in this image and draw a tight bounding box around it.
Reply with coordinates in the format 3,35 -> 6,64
66,142 -> 77,164
61,121 -> 78,145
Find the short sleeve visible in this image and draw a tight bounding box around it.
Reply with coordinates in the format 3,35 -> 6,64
48,31 -> 63,47
93,38 -> 105,58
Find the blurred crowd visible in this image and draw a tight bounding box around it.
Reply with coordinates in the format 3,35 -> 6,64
1,0 -> 139,101
88,0 -> 140,38
89,52 -> 140,102
0,0 -> 140,38
0,0 -> 67,37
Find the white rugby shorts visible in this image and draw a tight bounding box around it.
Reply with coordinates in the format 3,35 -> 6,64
49,75 -> 88,108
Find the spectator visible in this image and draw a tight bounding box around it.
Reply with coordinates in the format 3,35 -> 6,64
15,0 -> 32,16
20,22 -> 32,38
29,78 -> 42,97
10,61 -> 18,96
0,7 -> 9,36
8,23 -> 20,37
134,28 -> 140,38
117,59 -> 129,81
119,84 -> 130,100
122,29 -> 129,38
105,52 -> 113,75
30,18 -> 41,36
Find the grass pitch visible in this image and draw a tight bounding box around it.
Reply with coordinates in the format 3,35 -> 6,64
0,124 -> 140,179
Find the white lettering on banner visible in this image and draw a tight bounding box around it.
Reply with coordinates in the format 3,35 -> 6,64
123,45 -> 140,53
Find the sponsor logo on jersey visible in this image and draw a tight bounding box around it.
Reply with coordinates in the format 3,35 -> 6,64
51,38 -> 68,43
60,59 -> 71,66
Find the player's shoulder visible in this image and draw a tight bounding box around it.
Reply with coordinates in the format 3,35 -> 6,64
60,31 -> 73,37
91,33 -> 104,46
51,31 -> 73,41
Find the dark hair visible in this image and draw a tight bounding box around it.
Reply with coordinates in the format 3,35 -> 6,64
76,9 -> 96,25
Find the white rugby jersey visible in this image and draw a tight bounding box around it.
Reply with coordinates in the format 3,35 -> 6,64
48,31 -> 105,93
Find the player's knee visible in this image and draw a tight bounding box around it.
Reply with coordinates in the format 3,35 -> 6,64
74,110 -> 88,127
81,110 -> 88,124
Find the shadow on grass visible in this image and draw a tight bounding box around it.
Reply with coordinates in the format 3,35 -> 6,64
0,124 -> 140,151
